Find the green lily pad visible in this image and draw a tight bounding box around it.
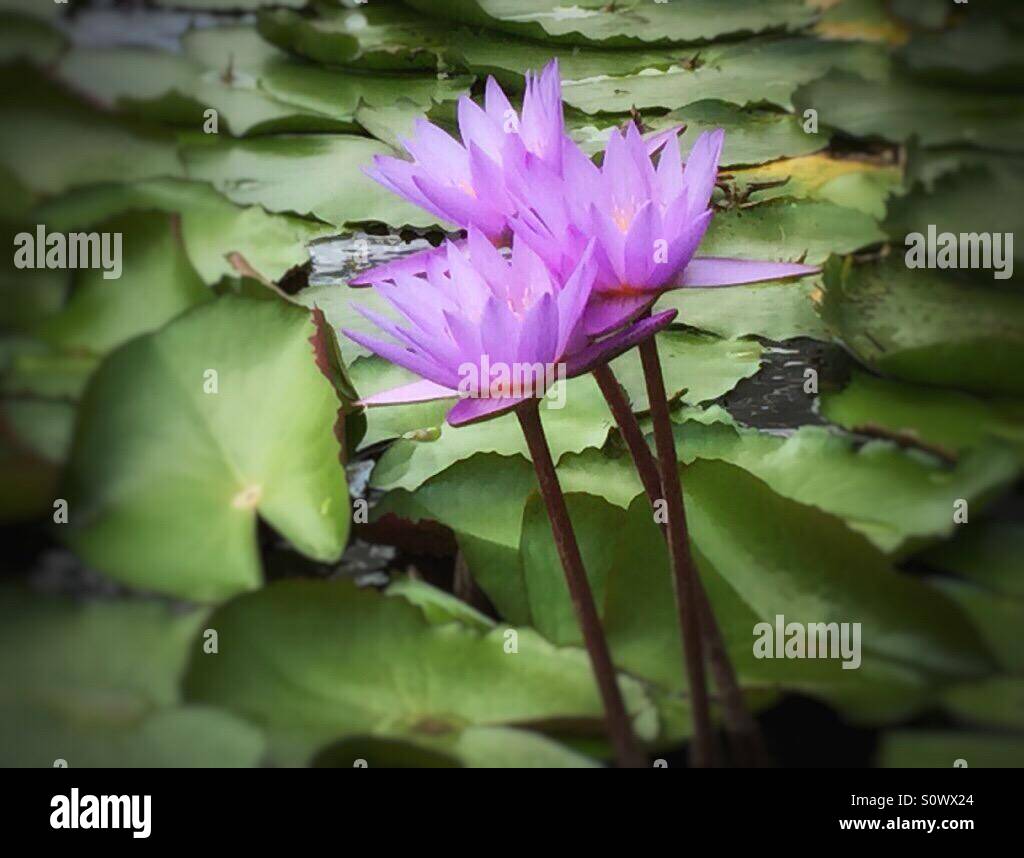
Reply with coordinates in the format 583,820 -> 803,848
729,153 -> 901,220
560,38 -> 888,114
32,211 -> 212,356
701,198 -> 886,265
0,109 -> 183,198
35,179 -> 334,286
608,329 -> 764,411
680,460 -> 992,678
669,100 -> 829,167
181,134 -> 444,230
885,156 -> 1023,280
0,588 -> 264,768
182,578 -> 653,765
942,678 -> 1024,731
511,461 -> 988,723
899,16 -> 1024,88
674,419 -> 1019,554
661,278 -> 829,341
62,296 -> 351,603
369,374 -> 613,493
878,730 -> 1024,768
932,579 -> 1024,674
818,256 -> 1024,396
566,99 -> 830,166
404,0 -> 817,47
920,521 -> 1024,599
56,26 -> 468,138
821,371 -> 1024,460
793,70 -> 1024,151
258,3 -> 456,71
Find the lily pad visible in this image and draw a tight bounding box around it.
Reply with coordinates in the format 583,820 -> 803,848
404,0 -> 817,47
182,578 -> 653,765
181,134 -> 444,229
257,4 -> 457,71
674,418 -> 1019,554
821,371 -> 1024,460
560,38 -> 889,114
35,179 -> 334,286
818,256 -> 1024,396
920,521 -> 1024,599
608,329 -> 764,411
793,70 -> 1024,151
885,157 -> 1023,280
56,26 -> 469,138
661,278 -> 829,341
0,588 -> 264,767
729,152 -> 901,219
701,198 -> 886,265
899,15 -> 1024,88
62,296 -> 351,603
878,730 -> 1024,768
942,678 -> 1024,731
0,109 -> 183,198
32,211 -> 212,356
369,374 -> 614,493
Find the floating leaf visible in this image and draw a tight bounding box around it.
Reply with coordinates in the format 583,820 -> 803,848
0,588 -> 264,767
793,70 -> 1024,151
32,211 -> 212,355
674,418 -> 1018,554
370,374 -> 613,493
702,198 -> 886,264
560,38 -> 888,114
661,278 -> 829,341
63,296 -> 351,603
942,678 -> 1024,731
729,152 -> 901,219
878,730 -> 1024,768
920,522 -> 1024,599
0,110 -> 183,198
821,371 -> 1024,460
818,256 -> 1024,396
609,329 -> 764,411
183,578 -> 653,765
35,179 -> 334,286
182,134 -> 444,229
404,0 -> 817,47
933,579 -> 1024,674
899,15 -> 1024,88
258,4 -> 456,71
885,155 -> 1023,279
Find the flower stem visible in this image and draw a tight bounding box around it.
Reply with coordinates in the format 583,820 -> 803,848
635,335 -> 716,767
593,362 -> 769,767
516,399 -> 647,768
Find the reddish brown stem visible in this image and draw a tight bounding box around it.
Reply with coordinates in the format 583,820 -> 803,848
592,362 -> 769,768
516,400 -> 647,769
634,335 -> 716,767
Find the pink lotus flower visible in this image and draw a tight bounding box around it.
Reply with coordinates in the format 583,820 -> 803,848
342,228 -> 676,426
510,123 -> 819,336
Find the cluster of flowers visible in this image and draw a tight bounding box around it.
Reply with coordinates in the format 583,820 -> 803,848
344,61 -> 815,424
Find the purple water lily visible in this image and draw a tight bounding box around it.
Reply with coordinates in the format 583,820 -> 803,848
342,227 -> 677,427
511,122 -> 819,336
351,61 -> 678,287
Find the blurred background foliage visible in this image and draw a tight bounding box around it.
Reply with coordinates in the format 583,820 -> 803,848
0,0 -> 1022,768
